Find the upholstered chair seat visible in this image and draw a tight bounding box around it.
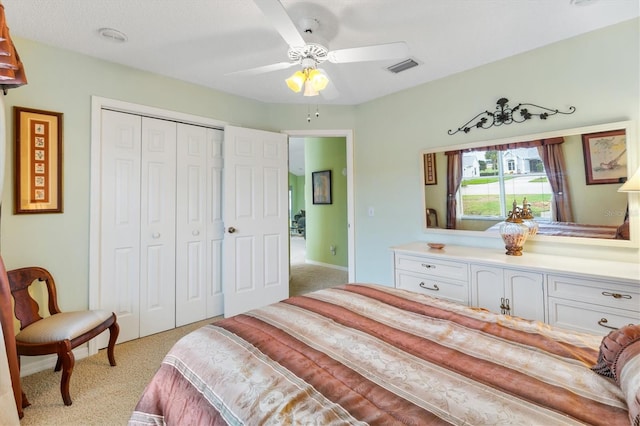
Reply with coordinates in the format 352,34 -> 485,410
16,310 -> 114,344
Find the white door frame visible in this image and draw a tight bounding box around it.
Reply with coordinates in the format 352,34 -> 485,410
89,96 -> 226,355
283,129 -> 355,282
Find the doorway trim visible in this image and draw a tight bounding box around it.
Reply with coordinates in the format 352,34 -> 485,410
283,129 -> 355,282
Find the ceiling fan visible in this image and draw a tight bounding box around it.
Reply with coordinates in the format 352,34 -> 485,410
230,0 -> 410,98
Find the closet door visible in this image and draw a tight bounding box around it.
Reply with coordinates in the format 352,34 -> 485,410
206,128 -> 225,318
99,110 -> 142,343
175,124 -> 218,325
139,117 -> 177,336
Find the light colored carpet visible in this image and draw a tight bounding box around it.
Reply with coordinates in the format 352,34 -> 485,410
17,236 -> 347,425
289,235 -> 348,296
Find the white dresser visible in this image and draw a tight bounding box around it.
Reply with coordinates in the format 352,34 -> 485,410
391,242 -> 640,334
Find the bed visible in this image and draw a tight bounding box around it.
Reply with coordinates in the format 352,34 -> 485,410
485,221 -> 620,239
129,284 -> 639,425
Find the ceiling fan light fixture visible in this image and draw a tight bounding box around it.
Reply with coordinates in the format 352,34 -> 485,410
285,70 -> 305,92
308,68 -> 329,92
303,79 -> 319,97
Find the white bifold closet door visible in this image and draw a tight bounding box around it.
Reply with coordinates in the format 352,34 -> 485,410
175,124 -> 224,326
99,110 -> 223,343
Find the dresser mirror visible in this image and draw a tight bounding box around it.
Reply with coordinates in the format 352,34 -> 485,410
422,120 -> 638,247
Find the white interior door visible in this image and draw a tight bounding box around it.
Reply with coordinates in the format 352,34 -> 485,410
176,124 -> 224,325
223,125 -> 289,317
99,110 -> 142,343
139,117 -> 177,336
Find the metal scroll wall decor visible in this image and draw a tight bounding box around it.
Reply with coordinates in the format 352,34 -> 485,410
448,97 -> 576,135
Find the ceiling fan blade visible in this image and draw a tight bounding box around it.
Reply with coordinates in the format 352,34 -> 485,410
328,41 -> 409,64
226,61 -> 297,76
252,0 -> 306,48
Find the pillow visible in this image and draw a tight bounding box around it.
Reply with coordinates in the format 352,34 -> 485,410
592,324 -> 640,380
617,341 -> 640,426
591,324 -> 640,426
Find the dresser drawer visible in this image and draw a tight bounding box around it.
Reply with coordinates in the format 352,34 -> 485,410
395,270 -> 468,305
395,254 -> 468,281
547,274 -> 639,312
548,297 -> 639,335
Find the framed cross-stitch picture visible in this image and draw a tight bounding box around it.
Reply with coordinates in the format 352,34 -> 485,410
14,107 -> 63,213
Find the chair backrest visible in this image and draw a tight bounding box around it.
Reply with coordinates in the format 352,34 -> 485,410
7,267 -> 62,331
426,208 -> 438,228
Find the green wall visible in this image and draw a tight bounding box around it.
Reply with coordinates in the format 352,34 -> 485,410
288,173 -> 305,220
304,137 -> 348,268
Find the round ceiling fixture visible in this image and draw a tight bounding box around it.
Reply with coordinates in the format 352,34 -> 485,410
98,27 -> 128,43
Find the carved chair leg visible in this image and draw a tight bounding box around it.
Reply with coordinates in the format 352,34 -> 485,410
58,340 -> 75,406
54,355 -> 62,372
107,319 -> 119,367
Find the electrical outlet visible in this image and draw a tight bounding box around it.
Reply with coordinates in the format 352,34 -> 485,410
368,207 -> 374,217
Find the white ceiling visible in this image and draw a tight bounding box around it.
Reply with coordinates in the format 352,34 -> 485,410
2,0 -> 638,106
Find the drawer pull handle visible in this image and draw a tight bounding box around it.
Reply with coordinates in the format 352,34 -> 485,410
421,263 -> 436,269
597,318 -> 618,330
602,291 -> 631,300
419,282 -> 439,291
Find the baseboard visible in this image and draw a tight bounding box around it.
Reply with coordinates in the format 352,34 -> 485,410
305,260 -> 348,271
19,346 -> 89,377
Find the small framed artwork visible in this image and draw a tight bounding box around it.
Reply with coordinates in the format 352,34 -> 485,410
312,170 -> 332,205
14,107 -> 64,213
423,153 -> 437,185
582,129 -> 627,185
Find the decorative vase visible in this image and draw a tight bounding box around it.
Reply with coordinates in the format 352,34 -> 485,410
520,197 -> 539,237
499,200 -> 529,256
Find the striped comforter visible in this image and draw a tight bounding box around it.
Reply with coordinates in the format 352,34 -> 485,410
130,284 -> 631,425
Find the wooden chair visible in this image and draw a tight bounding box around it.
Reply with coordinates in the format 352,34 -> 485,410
7,266 -> 119,406
426,208 -> 439,228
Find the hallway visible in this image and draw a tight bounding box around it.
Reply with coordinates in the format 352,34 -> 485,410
289,235 -> 348,296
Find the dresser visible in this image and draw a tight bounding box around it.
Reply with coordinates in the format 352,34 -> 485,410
391,242 -> 640,334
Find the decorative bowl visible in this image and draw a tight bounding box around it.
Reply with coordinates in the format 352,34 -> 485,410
427,243 -> 445,250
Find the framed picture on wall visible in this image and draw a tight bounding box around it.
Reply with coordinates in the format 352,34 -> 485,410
312,170 -> 332,204
14,107 -> 64,214
423,153 -> 437,185
582,129 -> 627,185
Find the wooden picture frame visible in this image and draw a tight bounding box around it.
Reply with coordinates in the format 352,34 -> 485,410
312,170 -> 332,205
14,107 -> 63,213
423,153 -> 437,185
582,129 -> 627,185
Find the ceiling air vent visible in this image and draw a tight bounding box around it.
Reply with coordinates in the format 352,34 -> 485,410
387,58 -> 419,74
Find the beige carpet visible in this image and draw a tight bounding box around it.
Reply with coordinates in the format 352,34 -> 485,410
17,237 -> 347,425
289,235 -> 348,296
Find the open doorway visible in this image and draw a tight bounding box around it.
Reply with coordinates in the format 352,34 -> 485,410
287,130 -> 354,295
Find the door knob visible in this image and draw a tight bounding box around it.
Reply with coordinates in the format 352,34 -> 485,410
228,226 -> 236,234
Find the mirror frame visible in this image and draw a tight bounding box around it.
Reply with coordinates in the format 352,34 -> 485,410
421,120 -> 638,248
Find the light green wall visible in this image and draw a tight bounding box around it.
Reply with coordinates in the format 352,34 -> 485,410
288,173 -> 305,220
1,19 -> 638,310
304,137 -> 348,268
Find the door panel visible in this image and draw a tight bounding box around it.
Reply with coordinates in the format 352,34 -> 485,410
223,126 -> 289,317
176,124 -> 224,325
100,110 -> 142,343
505,270 -> 545,321
207,129 -> 224,317
139,117 -> 176,336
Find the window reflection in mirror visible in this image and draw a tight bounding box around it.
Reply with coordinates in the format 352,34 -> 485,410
423,121 -> 635,242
